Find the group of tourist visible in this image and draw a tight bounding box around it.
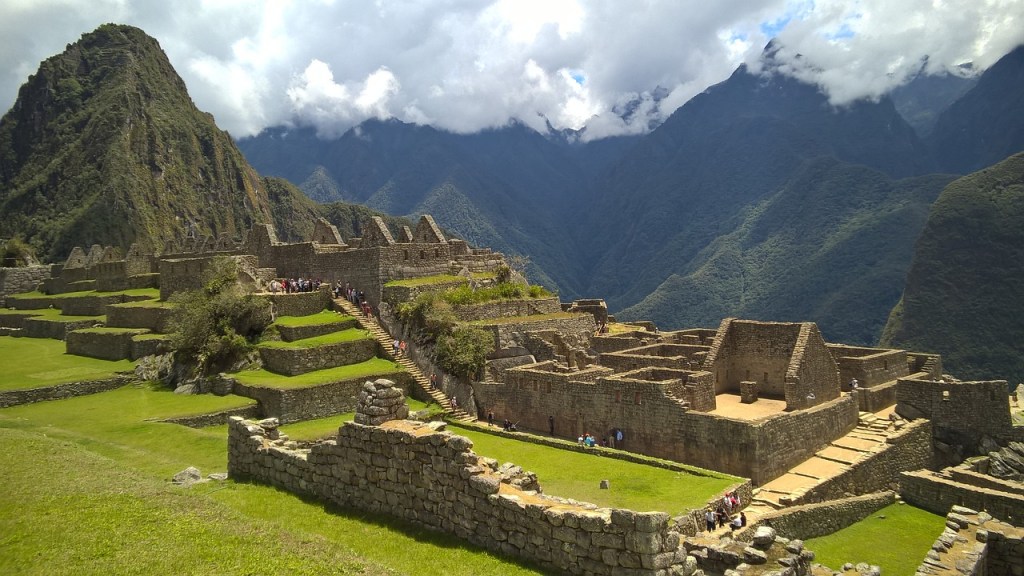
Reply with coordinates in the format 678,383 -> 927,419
577,433 -> 602,447
268,277 -> 324,294
704,491 -> 745,532
392,339 -> 407,357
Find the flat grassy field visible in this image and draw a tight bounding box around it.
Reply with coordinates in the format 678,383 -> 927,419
448,424 -> 738,515
804,502 -> 946,574
0,307 -> 105,321
275,398 -> 431,441
0,336 -> 135,390
231,358 -> 403,389
0,384 -> 547,575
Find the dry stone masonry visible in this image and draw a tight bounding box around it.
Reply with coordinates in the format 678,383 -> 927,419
354,378 -> 409,425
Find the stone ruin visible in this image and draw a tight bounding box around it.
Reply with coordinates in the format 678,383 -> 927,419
354,378 -> 409,426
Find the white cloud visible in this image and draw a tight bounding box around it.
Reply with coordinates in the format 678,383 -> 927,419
0,0 -> 1021,140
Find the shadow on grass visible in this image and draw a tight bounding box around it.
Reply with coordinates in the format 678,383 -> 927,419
234,479 -> 557,575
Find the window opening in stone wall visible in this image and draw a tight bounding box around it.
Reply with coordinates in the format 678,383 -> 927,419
403,250 -> 409,260
884,360 -> 888,370
546,383 -> 552,393
746,370 -> 750,380
615,391 -> 621,403
763,372 -> 768,383
420,250 -> 426,259
634,392 -> 642,405
435,248 -> 440,257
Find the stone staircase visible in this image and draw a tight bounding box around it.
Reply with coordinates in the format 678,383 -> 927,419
746,409 -> 897,518
333,298 -> 474,423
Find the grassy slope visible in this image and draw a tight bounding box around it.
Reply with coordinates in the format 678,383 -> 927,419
232,358 -> 402,389
0,336 -> 134,390
273,310 -> 354,327
804,502 -> 946,574
0,386 -> 545,575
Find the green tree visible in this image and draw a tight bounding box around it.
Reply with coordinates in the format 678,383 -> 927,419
167,257 -> 271,374
434,325 -> 494,378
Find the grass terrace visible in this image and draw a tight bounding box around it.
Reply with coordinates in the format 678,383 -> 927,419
448,423 -> 739,516
258,328 -> 371,349
804,502 -> 946,575
107,299 -> 173,309
8,287 -> 161,300
273,310 -> 354,328
231,358 -> 403,389
0,336 -> 135,390
0,307 -> 105,321
384,274 -> 469,288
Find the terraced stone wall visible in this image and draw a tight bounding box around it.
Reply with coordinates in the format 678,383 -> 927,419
452,297 -> 562,322
257,338 -> 380,376
735,492 -> 895,542
900,469 -> 1024,525
268,289 -> 331,317
66,328 -> 148,361
0,265 -> 51,306
228,417 -> 690,575
0,375 -> 132,408
230,373 -> 412,423
916,507 -> 1024,576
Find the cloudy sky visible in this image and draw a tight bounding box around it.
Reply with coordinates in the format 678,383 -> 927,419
1,0 -> 1022,140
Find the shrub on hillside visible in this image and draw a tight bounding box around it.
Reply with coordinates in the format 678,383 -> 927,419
434,325 -> 494,379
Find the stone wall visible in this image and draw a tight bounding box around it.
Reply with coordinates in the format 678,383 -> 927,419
257,337 -> 379,376
23,317 -> 99,339
915,506 -> 1024,576
897,378 -> 1014,454
900,469 -> 1024,525
0,265 -> 50,306
792,419 -> 934,505
156,405 -> 262,427
481,314 -> 595,351
0,375 -> 132,408
66,328 -> 150,361
599,343 -> 708,373
269,289 -> 331,318
829,345 -> 909,389
60,292 -> 154,316
105,303 -> 174,332
276,317 -> 359,342
228,417 -> 692,575
453,297 -> 563,322
735,492 -> 895,542
230,373 -> 412,423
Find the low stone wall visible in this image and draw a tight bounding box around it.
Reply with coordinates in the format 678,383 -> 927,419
482,314 -> 597,352
269,290 -> 330,317
0,312 -> 38,329
106,303 -> 173,331
791,419 -> 933,505
155,404 -> 262,428
66,329 -> 149,361
916,506 -> 1024,576
734,492 -> 895,542
900,469 -> 1024,525
95,273 -> 159,292
7,295 -> 60,310
131,335 -> 171,360
277,318 -> 358,342
229,417 -> 691,575
258,338 -> 379,376
0,375 -> 132,408
23,317 -> 99,340
453,297 -> 563,322
230,372 -> 412,423
0,265 -> 50,306
61,293 -> 153,316
856,380 -> 898,412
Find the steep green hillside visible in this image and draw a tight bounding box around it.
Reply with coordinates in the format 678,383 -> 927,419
620,158 -> 954,343
930,45 -> 1024,174
882,153 -> 1024,382
0,24 -> 320,261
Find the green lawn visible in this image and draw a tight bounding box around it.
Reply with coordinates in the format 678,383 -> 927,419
0,384 -> 546,575
467,312 -> 579,326
0,336 -> 135,390
0,307 -> 105,321
448,424 -> 738,515
231,358 -> 403,389
804,502 -> 946,574
384,274 -> 468,288
258,327 -> 371,349
273,310 -> 354,327
8,287 -> 160,300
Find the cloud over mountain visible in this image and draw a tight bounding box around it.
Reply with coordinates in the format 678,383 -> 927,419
1,0 -> 1022,139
